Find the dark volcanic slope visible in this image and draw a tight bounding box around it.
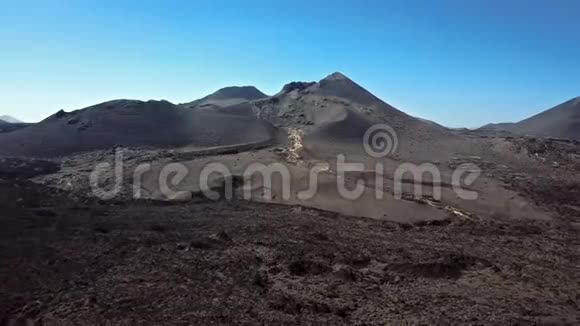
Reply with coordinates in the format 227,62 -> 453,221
0,123 -> 31,134
508,97 -> 580,139
0,100 -> 278,158
182,86 -> 268,109
480,97 -> 580,139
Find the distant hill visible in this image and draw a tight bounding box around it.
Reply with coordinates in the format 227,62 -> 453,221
0,116 -> 31,134
0,115 -> 22,123
509,97 -> 580,139
0,99 -> 278,157
479,97 -> 580,139
479,122 -> 515,130
182,86 -> 268,109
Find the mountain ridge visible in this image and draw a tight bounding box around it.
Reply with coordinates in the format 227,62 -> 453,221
182,86 -> 268,109
0,99 -> 278,157
479,96 -> 580,139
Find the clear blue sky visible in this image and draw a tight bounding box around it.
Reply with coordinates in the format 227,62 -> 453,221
1,0 -> 579,127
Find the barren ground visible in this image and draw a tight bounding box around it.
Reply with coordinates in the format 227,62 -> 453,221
1,141 -> 579,325
1,126 -> 580,325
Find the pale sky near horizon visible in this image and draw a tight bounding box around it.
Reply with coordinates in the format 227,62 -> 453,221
1,0 -> 579,127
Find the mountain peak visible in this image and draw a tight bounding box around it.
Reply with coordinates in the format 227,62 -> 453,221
183,86 -> 268,109
210,86 -> 267,101
321,72 -> 351,82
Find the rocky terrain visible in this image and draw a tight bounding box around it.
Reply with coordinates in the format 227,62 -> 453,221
0,153 -> 579,325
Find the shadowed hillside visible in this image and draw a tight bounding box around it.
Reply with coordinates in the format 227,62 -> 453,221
479,97 -> 580,139
0,99 -> 278,158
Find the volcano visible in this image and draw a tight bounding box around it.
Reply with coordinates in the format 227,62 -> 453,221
182,86 -> 268,109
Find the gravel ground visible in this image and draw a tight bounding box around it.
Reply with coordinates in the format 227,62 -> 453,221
0,178 -> 578,325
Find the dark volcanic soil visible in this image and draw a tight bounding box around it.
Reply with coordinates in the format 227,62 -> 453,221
0,100 -> 279,158
0,177 -> 578,325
